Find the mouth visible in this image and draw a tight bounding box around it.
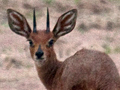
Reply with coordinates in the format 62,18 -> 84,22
34,56 -> 45,61
37,57 -> 44,60
33,55 -> 47,67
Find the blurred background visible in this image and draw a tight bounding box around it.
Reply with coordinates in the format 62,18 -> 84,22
0,0 -> 120,90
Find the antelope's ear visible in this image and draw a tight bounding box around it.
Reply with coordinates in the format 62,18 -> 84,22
7,9 -> 31,38
53,9 -> 77,39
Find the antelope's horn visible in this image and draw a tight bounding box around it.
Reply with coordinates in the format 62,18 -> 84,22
33,8 -> 37,33
46,8 -> 50,33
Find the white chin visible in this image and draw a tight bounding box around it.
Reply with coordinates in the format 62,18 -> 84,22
33,56 -> 46,67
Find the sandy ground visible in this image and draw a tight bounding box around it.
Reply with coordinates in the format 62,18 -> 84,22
0,0 -> 120,90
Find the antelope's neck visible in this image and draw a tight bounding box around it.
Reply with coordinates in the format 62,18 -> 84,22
35,55 -> 62,89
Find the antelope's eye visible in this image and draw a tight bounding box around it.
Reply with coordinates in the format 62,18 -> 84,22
47,39 -> 54,47
28,40 -> 34,47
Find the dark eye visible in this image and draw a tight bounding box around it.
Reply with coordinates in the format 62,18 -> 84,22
28,40 -> 34,47
47,39 -> 54,47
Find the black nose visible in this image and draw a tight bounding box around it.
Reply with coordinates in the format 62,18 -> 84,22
35,51 -> 44,59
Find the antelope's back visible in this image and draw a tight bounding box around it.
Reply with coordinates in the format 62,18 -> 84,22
60,49 -> 120,89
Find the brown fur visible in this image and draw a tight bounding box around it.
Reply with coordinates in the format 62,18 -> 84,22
29,31 -> 120,90
7,9 -> 120,90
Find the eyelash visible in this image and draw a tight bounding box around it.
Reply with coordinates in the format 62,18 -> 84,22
47,39 -> 54,47
28,40 -> 34,47
49,39 -> 54,45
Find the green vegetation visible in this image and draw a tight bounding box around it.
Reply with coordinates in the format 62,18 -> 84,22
102,44 -> 120,54
102,44 -> 112,54
25,64 -> 33,68
78,23 -> 88,33
2,47 -> 11,53
26,11 -> 43,20
74,0 -> 81,4
78,28 -> 88,34
108,0 -> 120,4
114,46 -> 120,53
43,0 -> 55,4
105,36 -> 114,43
1,22 -> 9,28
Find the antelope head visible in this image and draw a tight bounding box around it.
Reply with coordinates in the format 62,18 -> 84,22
7,8 -> 77,66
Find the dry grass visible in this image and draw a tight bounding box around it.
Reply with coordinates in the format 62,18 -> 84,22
0,0 -> 120,90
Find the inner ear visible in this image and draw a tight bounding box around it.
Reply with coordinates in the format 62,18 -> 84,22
52,9 -> 77,38
7,9 -> 31,38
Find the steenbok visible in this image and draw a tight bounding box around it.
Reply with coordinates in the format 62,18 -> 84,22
7,8 -> 120,90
